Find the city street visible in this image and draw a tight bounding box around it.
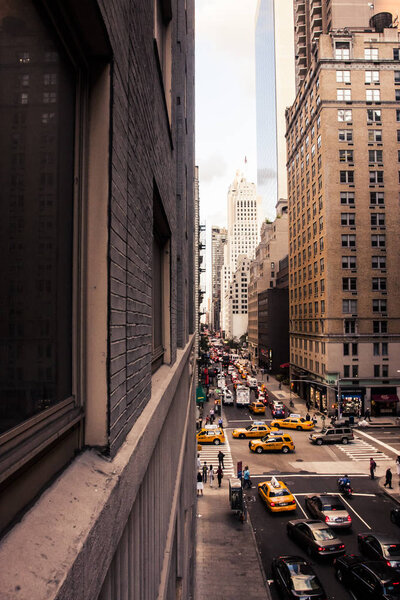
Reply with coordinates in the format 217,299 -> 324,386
200,367 -> 400,599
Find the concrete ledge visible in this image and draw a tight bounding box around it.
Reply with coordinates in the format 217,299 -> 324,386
0,338 -> 194,600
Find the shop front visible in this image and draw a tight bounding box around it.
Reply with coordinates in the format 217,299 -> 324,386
310,384 -> 327,413
371,392 -> 399,417
339,389 -> 364,417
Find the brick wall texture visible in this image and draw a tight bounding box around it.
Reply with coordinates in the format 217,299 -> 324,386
96,0 -> 195,456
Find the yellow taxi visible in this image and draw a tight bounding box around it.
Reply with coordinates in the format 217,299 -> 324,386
249,401 -> 266,415
258,477 -> 297,512
232,422 -> 274,439
249,433 -> 295,454
270,416 -> 315,431
196,427 -> 225,445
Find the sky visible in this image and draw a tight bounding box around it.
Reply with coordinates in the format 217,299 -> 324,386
196,0 -> 259,303
196,0 -> 258,228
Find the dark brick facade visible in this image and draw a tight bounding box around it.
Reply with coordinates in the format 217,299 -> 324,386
96,1 -> 195,455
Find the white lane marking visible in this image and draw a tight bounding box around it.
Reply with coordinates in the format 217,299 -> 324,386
356,430 -> 400,457
228,419 -> 252,423
249,473 -> 369,478
292,494 -> 308,518
339,494 -> 371,530
293,492 -> 376,497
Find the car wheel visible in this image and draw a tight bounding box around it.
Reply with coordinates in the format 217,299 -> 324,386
342,437 -> 348,445
282,446 -> 289,454
256,446 -> 263,454
239,434 -> 245,439
296,426 -> 302,431
213,439 -> 220,445
336,568 -> 343,582
316,438 -> 323,446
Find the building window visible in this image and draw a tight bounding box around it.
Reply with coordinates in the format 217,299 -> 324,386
369,171 -> 384,184
394,49 -> 400,60
340,171 -> 354,184
336,70 -> 351,83
370,213 -> 385,226
340,192 -> 355,205
374,364 -> 380,377
338,129 -> 353,142
368,150 -> 383,163
342,299 -> 357,314
372,255 -> 386,269
344,365 -> 350,377
338,109 -> 352,122
365,70 -> 380,83
344,319 -> 356,334
382,365 -> 389,377
364,48 -> 378,60
368,129 -> 382,142
395,71 -> 400,84
337,88 -> 351,101
373,299 -> 387,313
341,234 -> 356,247
366,89 -> 380,102
370,192 -> 384,205
367,109 -> 381,122
339,150 -> 353,162
372,277 -> 387,291
341,213 -> 355,226
342,277 -> 357,291
352,365 -> 358,378
335,41 -> 350,59
371,234 -> 385,248
154,0 -> 173,122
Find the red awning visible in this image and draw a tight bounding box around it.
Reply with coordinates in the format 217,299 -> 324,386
280,363 -> 290,368
372,394 -> 399,403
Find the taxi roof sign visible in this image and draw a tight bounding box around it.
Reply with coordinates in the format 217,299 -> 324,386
270,476 -> 281,488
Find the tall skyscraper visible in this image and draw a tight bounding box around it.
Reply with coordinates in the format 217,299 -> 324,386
255,0 -> 296,215
287,17 -> 400,417
211,226 -> 227,331
293,0 -> 398,90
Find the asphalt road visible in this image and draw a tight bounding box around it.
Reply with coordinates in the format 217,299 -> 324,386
216,366 -> 400,600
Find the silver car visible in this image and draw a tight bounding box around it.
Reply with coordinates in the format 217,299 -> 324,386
305,494 -> 352,528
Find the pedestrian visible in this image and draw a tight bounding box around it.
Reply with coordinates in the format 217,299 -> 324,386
370,457 -> 377,480
210,408 -> 214,424
321,414 -> 326,429
396,456 -> 400,486
202,461 -> 208,483
197,472 -> 204,496
365,407 -> 372,422
205,415 -> 210,425
312,413 -> 318,427
218,450 -> 225,469
217,465 -> 223,488
218,416 -> 223,429
278,382 -> 282,390
243,465 -> 251,489
266,375 -> 269,382
209,465 -> 214,487
197,453 -> 201,470
306,412 -> 310,421
384,467 -> 393,489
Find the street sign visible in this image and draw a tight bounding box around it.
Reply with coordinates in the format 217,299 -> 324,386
196,385 -> 206,404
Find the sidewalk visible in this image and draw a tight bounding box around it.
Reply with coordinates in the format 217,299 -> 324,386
195,393 -> 271,600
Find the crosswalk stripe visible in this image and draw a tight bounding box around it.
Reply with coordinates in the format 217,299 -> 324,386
336,436 -> 391,463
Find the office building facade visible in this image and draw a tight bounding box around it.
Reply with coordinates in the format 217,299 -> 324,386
0,2 -> 196,598
287,22 -> 400,417
211,226 -> 227,331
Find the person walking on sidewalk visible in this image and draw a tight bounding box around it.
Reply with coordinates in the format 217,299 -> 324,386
365,408 -> 372,422
216,465 -> 223,488
243,466 -> 252,489
197,453 -> 201,470
370,457 -> 377,480
197,472 -> 204,496
218,416 -> 223,429
384,467 -> 393,489
306,412 -> 310,422
209,465 -> 214,487
202,461 -> 208,483
218,450 -> 225,469
278,382 -> 282,390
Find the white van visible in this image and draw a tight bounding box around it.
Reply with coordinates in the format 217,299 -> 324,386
247,376 -> 257,389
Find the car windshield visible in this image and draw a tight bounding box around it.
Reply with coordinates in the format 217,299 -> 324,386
245,425 -> 254,431
269,489 -> 290,497
312,528 -> 336,541
322,501 -> 345,511
383,544 -> 400,558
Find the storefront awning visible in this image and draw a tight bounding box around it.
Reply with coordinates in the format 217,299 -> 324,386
280,362 -> 290,368
372,394 -> 399,403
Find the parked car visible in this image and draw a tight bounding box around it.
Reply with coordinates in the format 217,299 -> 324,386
305,494 -> 352,528
358,533 -> 400,570
249,434 -> 295,454
287,519 -> 346,559
272,555 -> 328,599
334,554 -> 400,599
309,426 -> 354,445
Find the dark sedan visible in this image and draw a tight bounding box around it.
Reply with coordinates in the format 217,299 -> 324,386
287,519 -> 345,559
358,533 -> 400,570
305,494 -> 352,529
272,555 -> 328,599
334,554 -> 400,599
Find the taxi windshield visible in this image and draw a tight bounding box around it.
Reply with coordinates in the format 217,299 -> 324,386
269,489 -> 290,497
245,425 -> 254,431
312,528 -> 336,541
